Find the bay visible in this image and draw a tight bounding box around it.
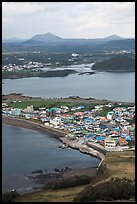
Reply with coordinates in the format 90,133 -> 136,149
2,71 -> 135,102
2,124 -> 99,194
2,65 -> 135,194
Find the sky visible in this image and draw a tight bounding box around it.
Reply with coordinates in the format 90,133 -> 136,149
2,2 -> 135,39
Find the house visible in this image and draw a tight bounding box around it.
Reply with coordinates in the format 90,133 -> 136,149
61,106 -> 69,113
27,105 -> 34,113
104,138 -> 116,148
24,113 -> 33,119
118,138 -> 128,146
66,133 -> 76,140
50,117 -> 61,125
74,112 -> 84,116
11,108 -> 22,116
107,111 -> 114,120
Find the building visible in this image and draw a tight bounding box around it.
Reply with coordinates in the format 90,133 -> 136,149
104,138 -> 116,148
118,138 -> 128,146
107,111 -> 114,120
50,117 -> 61,125
11,108 -> 22,116
27,105 -> 34,113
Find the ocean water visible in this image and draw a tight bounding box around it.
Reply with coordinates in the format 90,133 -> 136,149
2,124 -> 100,193
2,71 -> 135,102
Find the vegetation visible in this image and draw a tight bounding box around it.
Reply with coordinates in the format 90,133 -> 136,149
103,151 -> 135,180
8,99 -> 76,109
39,69 -> 77,77
96,163 -> 108,176
14,185 -> 88,202
8,98 -> 98,111
2,69 -> 77,79
9,99 -> 49,109
128,140 -> 135,148
44,175 -> 91,190
2,190 -> 20,202
73,177 -> 135,202
92,55 -> 135,71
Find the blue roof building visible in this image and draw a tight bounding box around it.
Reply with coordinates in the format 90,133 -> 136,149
96,136 -> 104,141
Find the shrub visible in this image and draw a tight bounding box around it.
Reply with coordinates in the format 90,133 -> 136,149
74,177 -> 135,202
2,190 -> 20,202
44,175 -> 91,190
97,163 -> 108,175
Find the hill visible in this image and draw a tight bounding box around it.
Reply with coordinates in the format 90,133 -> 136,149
2,33 -> 135,53
25,32 -> 62,44
92,55 -> 135,71
101,34 -> 125,42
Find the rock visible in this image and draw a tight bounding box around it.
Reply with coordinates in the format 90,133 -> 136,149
31,170 -> 43,174
54,168 -> 61,172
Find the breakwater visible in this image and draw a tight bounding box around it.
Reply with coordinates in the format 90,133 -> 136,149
60,137 -> 105,162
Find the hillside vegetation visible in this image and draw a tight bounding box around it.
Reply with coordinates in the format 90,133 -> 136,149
92,55 -> 135,71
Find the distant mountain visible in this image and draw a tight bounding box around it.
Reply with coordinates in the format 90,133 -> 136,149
26,32 -> 62,43
92,55 -> 135,72
25,33 -> 125,44
2,33 -> 130,44
102,34 -> 125,41
22,33 -> 130,48
2,33 -> 135,53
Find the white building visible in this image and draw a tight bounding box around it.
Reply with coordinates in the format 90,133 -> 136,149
107,111 -> 114,120
104,138 -> 116,148
50,117 -> 61,125
27,105 -> 34,113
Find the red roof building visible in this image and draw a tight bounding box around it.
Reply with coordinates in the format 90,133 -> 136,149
118,138 -> 128,146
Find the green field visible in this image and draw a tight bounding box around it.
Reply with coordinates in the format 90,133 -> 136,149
9,99 -> 57,109
8,99 -> 97,111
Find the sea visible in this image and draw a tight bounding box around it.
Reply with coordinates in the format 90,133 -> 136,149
2,66 -> 135,193
2,66 -> 135,102
2,124 -> 100,194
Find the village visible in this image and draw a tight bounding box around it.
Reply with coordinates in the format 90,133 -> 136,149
2,50 -> 134,74
2,98 -> 135,153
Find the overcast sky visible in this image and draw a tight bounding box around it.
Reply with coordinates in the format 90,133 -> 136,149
2,2 -> 135,39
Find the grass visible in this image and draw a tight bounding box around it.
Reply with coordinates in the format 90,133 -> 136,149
7,95 -> 131,112
9,100 -> 47,109
8,98 -> 97,111
104,150 -> 135,180
14,185 -> 88,202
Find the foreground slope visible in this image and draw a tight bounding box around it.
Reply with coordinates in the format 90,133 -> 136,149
14,150 -> 135,202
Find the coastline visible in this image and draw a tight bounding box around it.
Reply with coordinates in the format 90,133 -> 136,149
2,116 -> 66,139
2,116 -> 104,175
